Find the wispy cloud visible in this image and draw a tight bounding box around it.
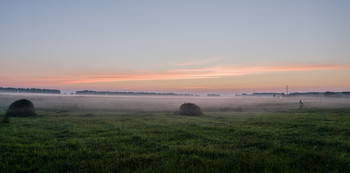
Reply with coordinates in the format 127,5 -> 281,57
174,56 -> 225,66
1,64 -> 349,86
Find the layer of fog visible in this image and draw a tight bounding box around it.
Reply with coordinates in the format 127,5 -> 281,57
0,93 -> 349,113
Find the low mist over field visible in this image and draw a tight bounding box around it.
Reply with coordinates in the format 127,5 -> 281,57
1,93 -> 350,172
1,93 -> 349,113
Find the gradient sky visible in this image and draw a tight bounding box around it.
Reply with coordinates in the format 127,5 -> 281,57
1,0 -> 350,94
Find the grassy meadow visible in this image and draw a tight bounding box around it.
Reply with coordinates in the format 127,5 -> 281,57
0,94 -> 350,172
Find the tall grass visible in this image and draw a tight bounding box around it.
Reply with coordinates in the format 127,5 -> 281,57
1,109 -> 350,172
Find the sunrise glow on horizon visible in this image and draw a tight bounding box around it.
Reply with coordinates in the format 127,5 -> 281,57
1,1 -> 350,94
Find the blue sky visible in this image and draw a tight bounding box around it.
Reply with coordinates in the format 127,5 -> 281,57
1,0 -> 349,93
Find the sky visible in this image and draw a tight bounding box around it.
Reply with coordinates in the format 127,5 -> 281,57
1,0 -> 350,94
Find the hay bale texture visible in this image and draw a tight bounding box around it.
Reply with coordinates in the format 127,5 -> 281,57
5,99 -> 37,117
178,103 -> 203,116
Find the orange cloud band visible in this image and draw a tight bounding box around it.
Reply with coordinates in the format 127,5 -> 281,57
1,64 -> 349,85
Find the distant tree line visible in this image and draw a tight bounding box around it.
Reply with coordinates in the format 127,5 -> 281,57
247,91 -> 350,97
287,91 -> 350,97
75,90 -> 194,96
0,87 -> 61,94
251,93 -> 285,96
207,94 -> 220,97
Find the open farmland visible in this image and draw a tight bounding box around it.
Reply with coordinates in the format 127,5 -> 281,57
1,94 -> 350,172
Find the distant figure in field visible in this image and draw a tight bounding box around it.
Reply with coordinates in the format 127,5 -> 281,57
299,100 -> 304,110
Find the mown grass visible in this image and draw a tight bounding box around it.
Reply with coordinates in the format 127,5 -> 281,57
1,109 -> 350,172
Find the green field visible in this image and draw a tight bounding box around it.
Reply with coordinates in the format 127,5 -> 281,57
1,108 -> 350,172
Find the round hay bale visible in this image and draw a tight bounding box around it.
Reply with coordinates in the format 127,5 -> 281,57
178,103 -> 203,116
5,99 -> 37,117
